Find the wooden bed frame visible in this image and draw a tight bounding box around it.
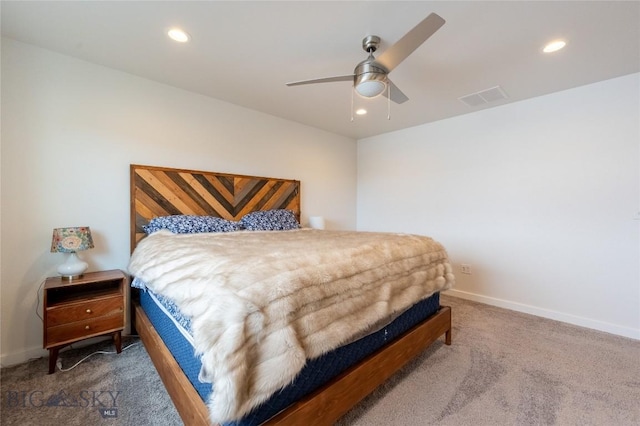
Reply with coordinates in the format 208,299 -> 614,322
129,164 -> 452,425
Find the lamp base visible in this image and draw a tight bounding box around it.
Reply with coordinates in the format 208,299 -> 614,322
57,252 -> 88,280
61,274 -> 83,281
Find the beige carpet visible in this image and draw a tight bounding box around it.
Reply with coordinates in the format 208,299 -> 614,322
2,295 -> 639,425
337,295 -> 640,425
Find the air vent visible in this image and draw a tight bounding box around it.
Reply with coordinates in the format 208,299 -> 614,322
459,86 -> 508,107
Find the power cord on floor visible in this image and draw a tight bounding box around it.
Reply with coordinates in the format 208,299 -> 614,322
57,341 -> 140,372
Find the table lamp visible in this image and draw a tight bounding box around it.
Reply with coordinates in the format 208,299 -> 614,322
50,226 -> 94,280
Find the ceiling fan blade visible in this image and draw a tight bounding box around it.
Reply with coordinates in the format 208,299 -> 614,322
376,13 -> 445,72
286,75 -> 354,86
384,80 -> 409,104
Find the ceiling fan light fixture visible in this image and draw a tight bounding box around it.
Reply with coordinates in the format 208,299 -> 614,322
354,58 -> 388,98
355,80 -> 387,98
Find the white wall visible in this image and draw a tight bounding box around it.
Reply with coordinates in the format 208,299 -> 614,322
0,38 -> 357,366
358,73 -> 640,339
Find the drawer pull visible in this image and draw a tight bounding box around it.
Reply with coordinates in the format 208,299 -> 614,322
86,309 -> 92,314
85,325 -> 90,330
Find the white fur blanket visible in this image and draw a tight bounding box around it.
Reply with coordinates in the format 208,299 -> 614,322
128,229 -> 454,423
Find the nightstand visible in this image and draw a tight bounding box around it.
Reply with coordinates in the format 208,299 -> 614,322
43,269 -> 126,374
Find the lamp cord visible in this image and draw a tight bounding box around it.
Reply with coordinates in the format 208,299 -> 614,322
35,279 -> 45,322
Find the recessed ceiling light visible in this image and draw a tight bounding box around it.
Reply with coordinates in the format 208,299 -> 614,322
543,40 -> 566,53
355,109 -> 367,115
168,28 -> 190,43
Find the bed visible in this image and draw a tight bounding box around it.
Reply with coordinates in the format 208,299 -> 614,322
128,164 -> 453,425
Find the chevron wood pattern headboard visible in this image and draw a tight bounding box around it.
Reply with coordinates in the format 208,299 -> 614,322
130,164 -> 300,251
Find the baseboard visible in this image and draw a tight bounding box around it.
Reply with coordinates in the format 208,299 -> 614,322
0,346 -> 48,368
0,336 -> 113,369
444,289 -> 640,340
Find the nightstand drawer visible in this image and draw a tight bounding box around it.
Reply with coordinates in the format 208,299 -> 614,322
46,313 -> 124,347
46,296 -> 123,327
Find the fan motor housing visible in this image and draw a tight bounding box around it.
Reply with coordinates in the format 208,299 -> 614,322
354,60 -> 388,83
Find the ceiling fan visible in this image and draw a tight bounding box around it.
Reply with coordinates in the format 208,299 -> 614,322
286,13 -> 445,104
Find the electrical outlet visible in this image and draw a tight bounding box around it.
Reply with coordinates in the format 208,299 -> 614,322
461,264 -> 472,275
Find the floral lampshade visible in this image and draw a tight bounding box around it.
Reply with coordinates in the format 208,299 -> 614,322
51,227 -> 94,280
51,227 -> 94,253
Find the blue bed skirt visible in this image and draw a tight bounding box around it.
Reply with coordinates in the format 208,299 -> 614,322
140,289 -> 441,425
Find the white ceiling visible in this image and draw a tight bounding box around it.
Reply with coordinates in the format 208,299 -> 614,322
2,1 -> 639,140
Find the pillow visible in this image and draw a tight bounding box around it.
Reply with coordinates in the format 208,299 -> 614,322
240,209 -> 300,231
143,215 -> 241,234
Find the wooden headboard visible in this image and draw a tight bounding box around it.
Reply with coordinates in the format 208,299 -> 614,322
130,164 -> 300,252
